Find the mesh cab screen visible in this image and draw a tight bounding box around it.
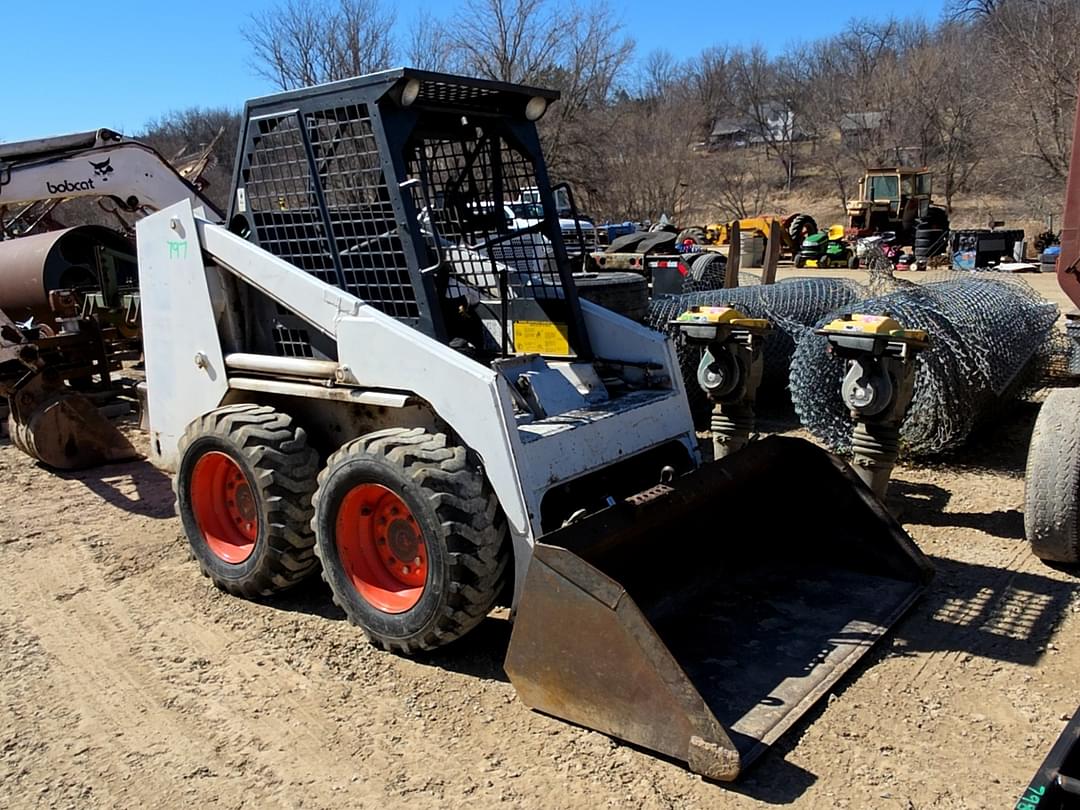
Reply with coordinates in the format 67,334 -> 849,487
241,105 -> 419,320
408,130 -> 567,304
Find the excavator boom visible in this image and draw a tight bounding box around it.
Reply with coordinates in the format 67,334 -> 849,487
0,128 -> 222,221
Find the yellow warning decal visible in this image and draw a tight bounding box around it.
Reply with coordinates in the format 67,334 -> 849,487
514,320 -> 571,356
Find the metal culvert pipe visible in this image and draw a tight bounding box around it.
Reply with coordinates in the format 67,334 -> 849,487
0,226 -> 135,314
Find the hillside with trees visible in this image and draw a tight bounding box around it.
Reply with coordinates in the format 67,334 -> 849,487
145,0 -> 1079,230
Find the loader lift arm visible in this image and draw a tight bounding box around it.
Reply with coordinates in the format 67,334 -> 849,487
0,128 -> 223,230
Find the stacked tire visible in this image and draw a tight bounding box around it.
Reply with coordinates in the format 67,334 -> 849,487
914,207 -> 949,263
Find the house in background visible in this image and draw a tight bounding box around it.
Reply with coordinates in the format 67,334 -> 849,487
708,118 -> 751,148
708,102 -> 810,150
839,111 -> 886,150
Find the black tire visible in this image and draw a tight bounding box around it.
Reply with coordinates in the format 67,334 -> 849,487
312,428 -> 509,653
677,227 -> 707,245
819,255 -> 831,269
793,254 -> 806,268
787,213 -> 818,246
175,404 -> 320,598
1024,389 -> 1080,564
605,231 -> 650,254
684,252 -> 728,292
574,271 -> 648,321
848,255 -> 860,269
914,228 -> 946,258
636,231 -> 678,255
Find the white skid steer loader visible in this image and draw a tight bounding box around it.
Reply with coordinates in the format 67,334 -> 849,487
135,68 -> 932,780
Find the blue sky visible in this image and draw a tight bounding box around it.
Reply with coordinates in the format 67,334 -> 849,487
1,0 -> 946,142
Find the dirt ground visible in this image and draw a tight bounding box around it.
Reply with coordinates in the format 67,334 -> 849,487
2,271 -> 1079,809
1,406 -> 1077,810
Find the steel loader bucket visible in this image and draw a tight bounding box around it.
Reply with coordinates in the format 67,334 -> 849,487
504,436 -> 932,781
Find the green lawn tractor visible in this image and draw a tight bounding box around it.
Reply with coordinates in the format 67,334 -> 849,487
794,225 -> 855,269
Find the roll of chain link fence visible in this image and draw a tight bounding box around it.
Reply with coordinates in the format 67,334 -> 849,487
788,272 -> 1060,455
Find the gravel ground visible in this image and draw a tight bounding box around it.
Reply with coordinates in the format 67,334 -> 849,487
1,395 -> 1078,810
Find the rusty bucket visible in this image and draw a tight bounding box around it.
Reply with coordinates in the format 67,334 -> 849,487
504,436 -> 932,780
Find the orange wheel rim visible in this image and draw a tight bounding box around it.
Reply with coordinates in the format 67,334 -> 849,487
190,451 -> 258,564
335,483 -> 427,613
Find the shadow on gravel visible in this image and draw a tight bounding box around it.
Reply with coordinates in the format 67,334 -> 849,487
890,480 -> 1025,540
731,553 -> 1077,801
266,577 -> 348,622
907,399 -> 1039,477
716,757 -> 818,804
56,457 -> 175,519
414,615 -> 512,682
266,579 -> 512,681
889,554 -> 1077,666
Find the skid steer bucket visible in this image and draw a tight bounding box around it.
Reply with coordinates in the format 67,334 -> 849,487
505,436 -> 932,781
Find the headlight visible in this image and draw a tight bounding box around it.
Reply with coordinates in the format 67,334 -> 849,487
525,96 -> 548,121
400,78 -> 421,106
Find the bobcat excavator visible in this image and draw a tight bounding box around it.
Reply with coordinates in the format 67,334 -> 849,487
124,68 -> 933,780
0,128 -> 222,468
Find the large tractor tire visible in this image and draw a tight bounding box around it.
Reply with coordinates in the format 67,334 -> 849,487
677,227 -> 707,245
1024,388 -> 1080,563
574,271 -> 648,321
312,428 -> 510,654
684,252 -> 728,293
175,404 -> 320,597
787,213 -> 818,246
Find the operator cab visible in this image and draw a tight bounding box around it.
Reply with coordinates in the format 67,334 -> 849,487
229,68 -> 591,366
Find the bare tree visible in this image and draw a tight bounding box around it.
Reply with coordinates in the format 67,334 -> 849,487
727,46 -> 802,191
417,0 -> 632,197
140,108 -> 243,209
245,0 -> 396,90
978,0 -> 1079,180
406,11 -> 456,72
704,150 -> 779,221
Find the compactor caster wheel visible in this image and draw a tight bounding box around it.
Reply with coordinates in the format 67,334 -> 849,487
175,404 -> 320,597
1025,388 -> 1080,564
312,428 -> 509,654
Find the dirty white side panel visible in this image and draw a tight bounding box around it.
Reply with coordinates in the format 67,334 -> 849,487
136,202 -> 229,469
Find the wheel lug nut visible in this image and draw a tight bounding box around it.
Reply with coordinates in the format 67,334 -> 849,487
401,566 -> 409,574
413,557 -> 421,565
